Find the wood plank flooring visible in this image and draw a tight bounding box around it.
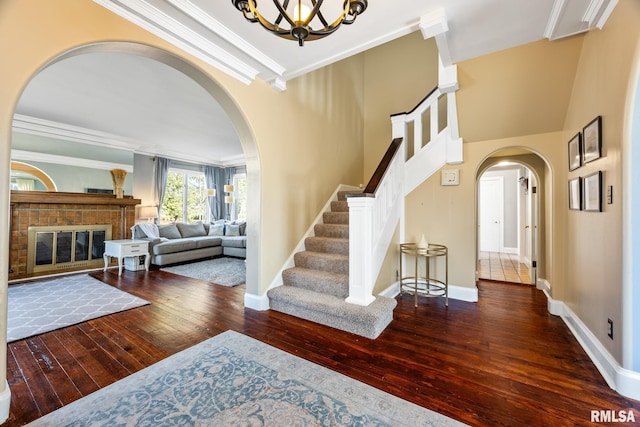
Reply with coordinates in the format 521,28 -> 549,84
3,269 -> 639,426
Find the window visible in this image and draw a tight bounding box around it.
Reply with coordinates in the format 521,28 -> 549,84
233,173 -> 247,221
160,170 -> 207,223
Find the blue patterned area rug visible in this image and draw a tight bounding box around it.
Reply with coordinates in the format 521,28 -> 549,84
27,330 -> 466,427
8,275 -> 149,343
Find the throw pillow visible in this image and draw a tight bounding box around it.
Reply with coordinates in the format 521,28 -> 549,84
177,222 -> 206,238
225,224 -> 240,236
208,224 -> 224,236
136,223 -> 159,239
233,221 -> 247,236
158,223 -> 182,239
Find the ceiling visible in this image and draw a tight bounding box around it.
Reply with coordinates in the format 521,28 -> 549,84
13,0 -> 618,166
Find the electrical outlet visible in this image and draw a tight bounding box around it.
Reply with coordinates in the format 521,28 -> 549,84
607,318 -> 613,339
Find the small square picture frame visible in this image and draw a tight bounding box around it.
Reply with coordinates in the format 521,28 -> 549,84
568,177 -> 581,210
568,132 -> 582,171
441,169 -> 460,186
583,171 -> 602,212
582,116 -> 602,164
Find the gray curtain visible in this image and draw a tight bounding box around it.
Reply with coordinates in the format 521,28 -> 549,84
154,157 -> 170,221
203,165 -> 222,221
224,167 -> 236,220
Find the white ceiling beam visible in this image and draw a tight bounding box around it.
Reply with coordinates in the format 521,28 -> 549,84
420,9 -> 452,68
11,149 -> 134,173
93,0 -> 260,84
166,0 -> 286,78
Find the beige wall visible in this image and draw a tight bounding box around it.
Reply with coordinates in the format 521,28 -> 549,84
562,0 -> 640,362
406,132 -> 564,289
362,32 -> 439,179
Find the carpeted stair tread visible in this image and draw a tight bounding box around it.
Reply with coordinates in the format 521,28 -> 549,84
337,190 -> 362,201
314,223 -> 349,239
305,236 -> 349,255
330,201 -> 349,212
282,267 -> 349,298
294,251 -> 348,274
323,211 -> 349,225
267,286 -> 396,339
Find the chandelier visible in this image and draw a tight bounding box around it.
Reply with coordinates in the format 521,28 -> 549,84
232,0 -> 368,47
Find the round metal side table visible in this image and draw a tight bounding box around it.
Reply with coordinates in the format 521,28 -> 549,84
399,243 -> 448,307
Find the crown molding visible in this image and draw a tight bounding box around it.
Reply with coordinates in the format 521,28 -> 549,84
12,114 -> 245,168
11,149 -> 134,173
93,0 -> 260,84
544,0 -> 616,41
167,0 -> 285,77
12,114 -> 140,151
284,22 -> 417,81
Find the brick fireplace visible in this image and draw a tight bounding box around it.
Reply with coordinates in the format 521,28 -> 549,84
10,191 -> 141,280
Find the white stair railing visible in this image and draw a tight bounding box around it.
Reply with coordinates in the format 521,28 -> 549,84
391,87 -> 462,196
347,138 -> 404,306
346,86 -> 462,306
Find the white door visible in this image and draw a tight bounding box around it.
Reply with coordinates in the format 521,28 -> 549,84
479,177 -> 504,252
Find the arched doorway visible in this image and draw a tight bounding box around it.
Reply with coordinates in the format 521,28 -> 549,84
477,162 -> 536,285
10,161 -> 57,191
476,148 -> 551,291
8,42 -> 261,297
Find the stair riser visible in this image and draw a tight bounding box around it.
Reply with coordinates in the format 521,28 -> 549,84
282,269 -> 348,299
305,237 -> 349,255
323,212 -> 349,225
268,291 -> 396,340
330,201 -> 349,212
294,253 -> 348,275
314,224 -> 349,239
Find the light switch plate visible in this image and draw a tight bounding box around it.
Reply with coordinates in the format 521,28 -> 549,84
441,169 -> 460,186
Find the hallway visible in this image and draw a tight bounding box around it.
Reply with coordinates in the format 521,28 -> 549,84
478,250 -> 532,284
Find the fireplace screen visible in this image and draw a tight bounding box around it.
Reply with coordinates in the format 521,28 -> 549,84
28,225 -> 111,274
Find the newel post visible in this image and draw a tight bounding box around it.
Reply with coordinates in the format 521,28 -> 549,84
346,195 -> 376,306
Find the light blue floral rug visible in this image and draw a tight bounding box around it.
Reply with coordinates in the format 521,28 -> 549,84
27,330 -> 466,426
8,275 -> 149,342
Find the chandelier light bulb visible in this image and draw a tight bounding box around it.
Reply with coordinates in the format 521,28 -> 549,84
293,2 -> 311,24
232,0 -> 368,47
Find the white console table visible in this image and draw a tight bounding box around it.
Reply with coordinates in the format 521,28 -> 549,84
103,239 -> 150,276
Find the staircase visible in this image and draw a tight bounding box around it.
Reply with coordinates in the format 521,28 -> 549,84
267,190 -> 397,339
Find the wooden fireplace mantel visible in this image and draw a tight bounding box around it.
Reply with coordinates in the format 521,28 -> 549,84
10,190 -> 141,206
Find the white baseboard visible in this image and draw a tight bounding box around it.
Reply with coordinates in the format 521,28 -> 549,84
379,282 -> 478,303
537,278 -> 551,293
244,292 -> 269,311
501,247 -> 518,255
449,284 -> 479,302
543,292 -> 640,401
0,381 -> 10,424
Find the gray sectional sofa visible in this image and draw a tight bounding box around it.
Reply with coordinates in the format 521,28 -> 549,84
131,220 -> 246,266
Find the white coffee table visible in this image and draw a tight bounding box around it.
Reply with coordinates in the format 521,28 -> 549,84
103,239 -> 150,276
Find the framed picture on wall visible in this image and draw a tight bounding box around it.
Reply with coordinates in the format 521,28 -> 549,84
568,177 -> 581,210
582,116 -> 602,164
568,133 -> 582,171
583,171 -> 602,212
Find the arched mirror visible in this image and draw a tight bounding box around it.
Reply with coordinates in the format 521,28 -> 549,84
10,161 -> 57,191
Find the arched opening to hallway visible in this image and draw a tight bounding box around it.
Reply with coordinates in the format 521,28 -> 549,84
477,162 -> 535,285
476,148 -> 551,290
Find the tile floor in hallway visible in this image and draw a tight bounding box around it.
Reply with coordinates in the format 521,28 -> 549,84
478,251 -> 532,284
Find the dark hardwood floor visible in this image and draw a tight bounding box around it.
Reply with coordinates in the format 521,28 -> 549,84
3,270 -> 639,426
